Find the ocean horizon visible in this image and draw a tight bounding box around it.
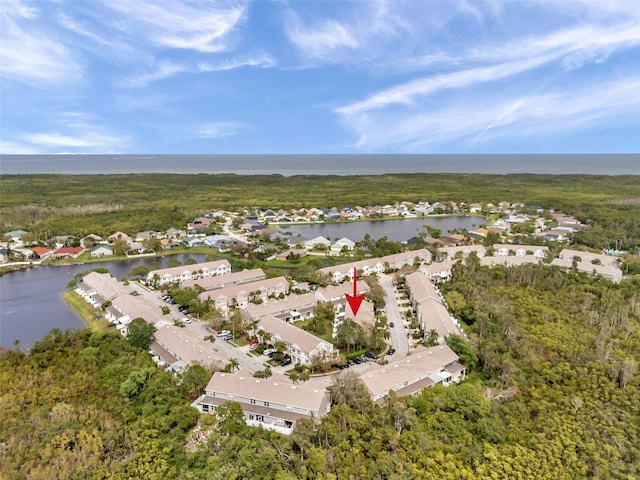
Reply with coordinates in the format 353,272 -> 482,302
1,154 -> 639,175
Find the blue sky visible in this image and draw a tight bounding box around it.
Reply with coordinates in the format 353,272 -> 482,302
1,0 -> 639,154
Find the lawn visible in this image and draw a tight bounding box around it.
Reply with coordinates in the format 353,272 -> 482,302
62,290 -> 114,333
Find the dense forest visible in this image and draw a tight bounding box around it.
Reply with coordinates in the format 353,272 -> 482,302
2,261 -> 638,479
1,173 -> 639,250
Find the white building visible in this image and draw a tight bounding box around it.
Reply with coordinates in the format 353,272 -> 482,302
193,373 -> 331,435
147,259 -> 232,285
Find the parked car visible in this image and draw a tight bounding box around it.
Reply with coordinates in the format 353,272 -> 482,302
263,348 -> 276,356
181,317 -> 192,324
389,322 -> 395,327
223,334 -> 234,341
387,348 -> 396,355
280,358 -> 292,367
217,330 -> 231,337
365,351 -> 378,360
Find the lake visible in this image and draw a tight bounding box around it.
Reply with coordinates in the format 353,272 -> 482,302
277,216 -> 484,242
0,254 -> 207,350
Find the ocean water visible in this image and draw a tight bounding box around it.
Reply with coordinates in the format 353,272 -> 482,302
1,154 -> 639,175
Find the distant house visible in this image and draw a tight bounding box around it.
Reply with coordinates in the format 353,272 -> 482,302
53,246 -> 85,259
330,237 -> 356,256
469,203 -> 483,213
4,230 -> 27,241
198,276 -> 290,312
31,246 -> 53,259
193,372 -> 331,435
0,248 -> 9,263
91,244 -> 114,258
183,236 -> 205,248
304,236 -> 331,251
438,245 -> 485,261
182,268 -> 267,291
246,293 -> 317,323
275,248 -> 308,261
81,234 -> 103,248
165,228 -> 186,240
108,232 -> 133,244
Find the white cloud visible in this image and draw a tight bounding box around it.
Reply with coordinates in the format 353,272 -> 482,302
22,131 -> 124,148
340,77 -> 640,151
195,122 -> 246,138
119,53 -> 276,87
0,1 -> 84,85
104,0 -> 246,53
286,14 -> 360,60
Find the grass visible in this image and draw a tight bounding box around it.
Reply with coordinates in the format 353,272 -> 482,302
62,290 -> 114,333
294,318 -> 336,344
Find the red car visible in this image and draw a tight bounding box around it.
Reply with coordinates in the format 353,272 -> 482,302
389,322 -> 394,328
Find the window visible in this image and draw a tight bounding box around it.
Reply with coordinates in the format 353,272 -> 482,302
250,399 -> 256,404
248,414 -> 254,420
264,401 -> 270,407
257,415 -> 264,422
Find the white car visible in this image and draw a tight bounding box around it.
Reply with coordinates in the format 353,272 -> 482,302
217,330 -> 231,337
263,348 -> 276,356
182,317 -> 192,324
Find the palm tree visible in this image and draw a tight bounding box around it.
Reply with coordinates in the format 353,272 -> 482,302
227,358 -> 240,373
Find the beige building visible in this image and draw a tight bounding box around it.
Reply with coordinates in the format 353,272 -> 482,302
147,259 -> 232,285
551,258 -> 623,283
492,244 -> 548,258
319,258 -> 385,283
257,315 -> 337,365
438,245 -> 486,260
181,268 -> 266,291
246,293 -> 318,323
380,248 -> 432,269
151,326 -> 227,372
198,276 -> 290,312
359,345 -> 465,402
405,271 -> 463,340
193,372 -> 331,435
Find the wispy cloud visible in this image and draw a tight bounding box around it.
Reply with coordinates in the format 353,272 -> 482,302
0,139 -> 41,154
340,77 -> 640,151
118,53 -> 276,87
195,121 -> 246,138
0,1 -> 84,85
103,0 -> 246,53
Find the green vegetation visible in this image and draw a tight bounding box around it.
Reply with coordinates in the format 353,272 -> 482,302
2,260 -> 639,478
2,173 -> 639,250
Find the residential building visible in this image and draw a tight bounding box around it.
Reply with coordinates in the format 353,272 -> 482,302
193,373 -> 331,435
359,345 -> 465,402
329,237 -> 356,256
81,234 -> 103,248
147,259 -> 232,285
91,244 -> 114,257
304,236 -> 331,251
420,259 -> 456,282
182,268 -> 266,291
481,255 -> 544,268
108,232 -> 133,244
493,244 -> 548,258
247,293 -> 317,323
256,315 -> 337,365
318,258 -> 385,283
151,326 -> 227,372
551,258 -> 623,283
31,246 -> 53,259
380,249 -> 432,270
198,276 -> 290,312
557,248 -> 620,268
438,245 -> 486,260
405,271 -> 463,340
53,246 -> 85,258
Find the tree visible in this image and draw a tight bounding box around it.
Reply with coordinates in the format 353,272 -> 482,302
167,256 -> 181,268
445,334 -> 478,370
227,358 -> 240,373
336,319 -> 365,355
180,364 -> 210,399
143,237 -> 162,252
129,265 -> 150,279
113,238 -> 129,256
329,370 -> 373,412
126,317 -> 156,349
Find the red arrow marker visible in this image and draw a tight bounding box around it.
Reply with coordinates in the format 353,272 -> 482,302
345,267 -> 365,316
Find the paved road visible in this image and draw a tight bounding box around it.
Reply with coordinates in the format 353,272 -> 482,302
378,275 -> 409,355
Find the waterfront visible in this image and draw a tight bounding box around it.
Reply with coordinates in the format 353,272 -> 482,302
0,254 -> 207,349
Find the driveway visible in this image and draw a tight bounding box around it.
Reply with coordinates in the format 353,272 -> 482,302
378,274 -> 409,356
